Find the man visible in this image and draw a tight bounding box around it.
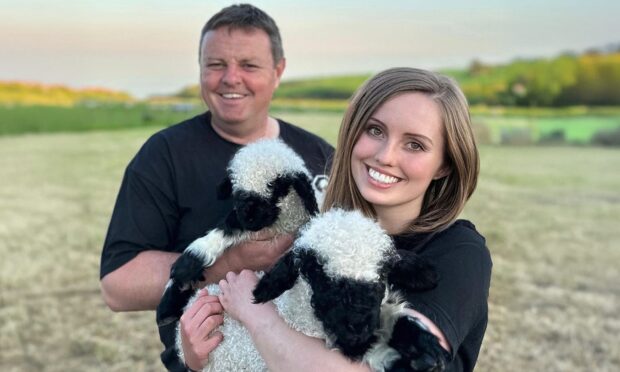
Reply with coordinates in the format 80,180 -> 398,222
99,4 -> 333,371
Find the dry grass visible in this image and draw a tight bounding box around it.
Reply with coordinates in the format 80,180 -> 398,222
0,125 -> 618,371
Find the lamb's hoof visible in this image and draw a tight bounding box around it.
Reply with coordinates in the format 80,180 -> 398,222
388,316 -> 450,372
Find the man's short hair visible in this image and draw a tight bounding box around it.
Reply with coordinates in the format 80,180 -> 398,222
199,3 -> 284,65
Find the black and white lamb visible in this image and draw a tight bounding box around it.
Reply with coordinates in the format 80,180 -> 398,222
253,208 -> 449,372
177,209 -> 448,372
156,138 -> 319,327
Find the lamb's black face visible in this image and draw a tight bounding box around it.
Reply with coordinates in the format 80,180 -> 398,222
298,248 -> 386,360
233,191 -> 280,231
322,281 -> 385,359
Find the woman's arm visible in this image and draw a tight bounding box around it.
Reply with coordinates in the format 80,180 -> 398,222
218,270 -> 372,372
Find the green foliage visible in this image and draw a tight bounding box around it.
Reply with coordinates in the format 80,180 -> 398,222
174,84 -> 201,99
263,50 -> 620,107
0,104 -> 204,136
459,52 -> 620,107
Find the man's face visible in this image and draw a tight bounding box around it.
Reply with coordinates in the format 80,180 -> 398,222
199,27 -> 285,130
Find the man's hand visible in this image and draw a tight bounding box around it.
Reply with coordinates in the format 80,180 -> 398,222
202,232 -> 294,284
179,288 -> 225,371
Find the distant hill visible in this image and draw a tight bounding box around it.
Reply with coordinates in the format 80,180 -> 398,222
274,75 -> 370,100
168,49 -> 620,107
169,75 -> 370,102
455,51 -> 620,106
7,48 -> 614,108
0,81 -> 134,106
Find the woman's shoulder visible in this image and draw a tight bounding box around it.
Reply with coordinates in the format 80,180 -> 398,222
394,220 -> 489,260
438,219 -> 486,249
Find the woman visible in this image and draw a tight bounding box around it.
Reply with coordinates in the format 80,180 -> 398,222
182,67 -> 492,371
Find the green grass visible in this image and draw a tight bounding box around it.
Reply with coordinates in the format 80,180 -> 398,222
272,74 -> 371,100
0,104 -> 205,135
0,122 -> 619,371
2,104 -> 620,147
475,115 -> 620,143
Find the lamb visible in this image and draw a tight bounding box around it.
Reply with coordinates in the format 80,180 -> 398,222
178,209 -> 447,372
156,138 -> 319,329
253,208 -> 448,372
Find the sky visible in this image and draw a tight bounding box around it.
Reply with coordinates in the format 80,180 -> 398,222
1,0 -> 618,98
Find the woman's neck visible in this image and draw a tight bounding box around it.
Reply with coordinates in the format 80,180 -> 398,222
375,206 -> 420,235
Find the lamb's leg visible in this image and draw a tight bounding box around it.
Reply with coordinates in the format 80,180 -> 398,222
386,315 -> 450,372
157,229 -> 238,325
157,280 -> 196,326
253,250 -> 299,303
175,228 -> 244,281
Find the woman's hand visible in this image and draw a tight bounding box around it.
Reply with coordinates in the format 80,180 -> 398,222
218,270 -> 277,327
179,288 -> 225,371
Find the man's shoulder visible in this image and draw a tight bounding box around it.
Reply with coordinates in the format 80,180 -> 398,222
129,112 -> 213,167
154,111 -> 210,140
139,111 -> 219,154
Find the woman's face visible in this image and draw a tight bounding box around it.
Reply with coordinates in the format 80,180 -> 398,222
351,92 -> 448,225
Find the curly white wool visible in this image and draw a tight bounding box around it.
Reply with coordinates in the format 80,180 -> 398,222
229,138 -> 310,197
177,279 -> 325,372
295,209 -> 394,281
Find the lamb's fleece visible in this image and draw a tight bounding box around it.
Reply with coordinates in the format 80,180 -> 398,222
176,209 -> 396,372
176,276 -> 324,372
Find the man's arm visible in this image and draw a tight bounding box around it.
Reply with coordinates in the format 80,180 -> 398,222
100,250 -> 180,311
100,233 -> 294,312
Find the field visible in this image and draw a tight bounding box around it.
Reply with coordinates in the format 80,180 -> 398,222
0,104 -> 205,136
0,117 -> 619,371
474,115 -> 620,144
2,104 -> 619,147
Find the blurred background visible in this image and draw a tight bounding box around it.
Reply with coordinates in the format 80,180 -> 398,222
1,0 -> 618,371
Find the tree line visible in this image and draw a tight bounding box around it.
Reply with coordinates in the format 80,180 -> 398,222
461,49 -> 620,107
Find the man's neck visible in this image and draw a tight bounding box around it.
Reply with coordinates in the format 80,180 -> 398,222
211,116 -> 280,145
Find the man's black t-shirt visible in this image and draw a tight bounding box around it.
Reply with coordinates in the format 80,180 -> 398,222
100,112 -> 333,277
392,220 -> 492,372
100,112 -> 334,371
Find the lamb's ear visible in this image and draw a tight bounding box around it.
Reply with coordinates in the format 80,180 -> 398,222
386,250 -> 439,292
269,174 -> 294,201
291,172 -> 319,215
252,250 -> 300,303
269,172 -> 318,215
216,176 -> 233,200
